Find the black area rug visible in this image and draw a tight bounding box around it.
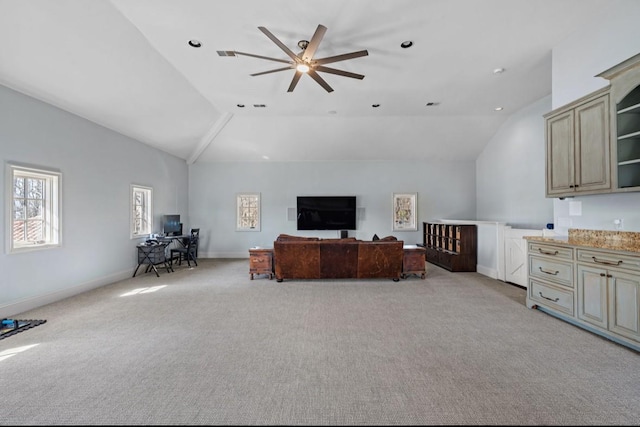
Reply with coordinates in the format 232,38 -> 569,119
0,319 -> 46,340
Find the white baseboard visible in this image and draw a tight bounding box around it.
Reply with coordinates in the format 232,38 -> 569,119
476,264 -> 498,280
0,268 -> 132,318
199,251 -> 249,258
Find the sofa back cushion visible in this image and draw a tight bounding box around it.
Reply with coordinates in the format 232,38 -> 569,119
357,241 -> 404,279
274,241 -> 321,278
276,234 -> 320,242
319,242 -> 359,278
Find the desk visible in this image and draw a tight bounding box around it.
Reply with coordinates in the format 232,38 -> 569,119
133,242 -> 173,277
158,234 -> 189,248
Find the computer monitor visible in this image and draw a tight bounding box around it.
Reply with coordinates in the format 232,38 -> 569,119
163,214 -> 182,236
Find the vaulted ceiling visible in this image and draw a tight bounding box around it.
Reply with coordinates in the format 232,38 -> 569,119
0,0 -> 613,163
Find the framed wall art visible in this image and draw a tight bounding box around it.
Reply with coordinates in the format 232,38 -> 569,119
392,192 -> 417,231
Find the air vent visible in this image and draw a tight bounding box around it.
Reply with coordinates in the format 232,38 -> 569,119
253,104 -> 266,108
217,50 -> 236,57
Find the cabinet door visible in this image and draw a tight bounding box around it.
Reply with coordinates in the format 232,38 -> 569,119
546,110 -> 575,195
574,95 -> 611,192
577,265 -> 608,329
608,270 -> 640,342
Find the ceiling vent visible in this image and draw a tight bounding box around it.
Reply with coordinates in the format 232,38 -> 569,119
253,104 -> 266,108
217,51 -> 236,57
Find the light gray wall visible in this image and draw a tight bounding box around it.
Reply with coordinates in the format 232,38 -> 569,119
0,85 -> 188,317
550,2 -> 640,235
475,95 -> 553,229
188,160 -> 477,257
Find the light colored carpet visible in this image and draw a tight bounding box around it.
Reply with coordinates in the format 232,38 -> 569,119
0,258 -> 638,425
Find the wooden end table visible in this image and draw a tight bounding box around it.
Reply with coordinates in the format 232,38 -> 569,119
402,245 -> 426,279
249,247 -> 274,280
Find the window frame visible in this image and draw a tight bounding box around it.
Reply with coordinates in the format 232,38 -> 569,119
130,184 -> 153,239
6,162 -> 62,254
236,192 -> 261,232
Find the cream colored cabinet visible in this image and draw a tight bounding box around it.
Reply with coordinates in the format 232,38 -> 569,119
576,249 -> 640,344
527,238 -> 640,350
597,52 -> 640,192
577,264 -> 609,329
527,242 -> 575,317
545,90 -> 611,197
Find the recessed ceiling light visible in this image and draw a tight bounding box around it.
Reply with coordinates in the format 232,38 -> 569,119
493,68 -> 505,74
262,155 -> 270,160
372,104 -> 380,108
237,104 -> 245,108
494,107 -> 504,111
188,40 -> 202,48
400,41 -> 413,49
328,110 -> 337,115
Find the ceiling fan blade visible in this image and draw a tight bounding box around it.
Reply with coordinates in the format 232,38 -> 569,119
307,69 -> 334,93
234,51 -> 292,65
251,66 -> 295,77
315,65 -> 365,80
258,26 -> 300,63
287,70 -> 304,92
302,24 -> 327,62
314,50 -> 369,65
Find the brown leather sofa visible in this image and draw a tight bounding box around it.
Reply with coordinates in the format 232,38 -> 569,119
273,234 -> 404,282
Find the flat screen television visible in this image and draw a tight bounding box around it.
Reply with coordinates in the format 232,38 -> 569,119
163,214 -> 182,236
297,196 -> 356,231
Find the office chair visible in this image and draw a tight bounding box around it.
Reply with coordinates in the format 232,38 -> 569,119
171,229 -> 199,267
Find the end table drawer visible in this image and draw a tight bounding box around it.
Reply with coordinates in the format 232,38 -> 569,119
250,255 -> 271,269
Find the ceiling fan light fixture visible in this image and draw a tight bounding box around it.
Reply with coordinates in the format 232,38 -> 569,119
296,63 -> 310,73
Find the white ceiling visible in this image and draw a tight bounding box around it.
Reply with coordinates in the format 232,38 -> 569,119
0,0 -> 613,163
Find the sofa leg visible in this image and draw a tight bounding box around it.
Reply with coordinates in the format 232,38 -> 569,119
393,278 -> 400,282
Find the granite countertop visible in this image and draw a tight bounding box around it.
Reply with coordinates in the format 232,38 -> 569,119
525,229 -> 640,254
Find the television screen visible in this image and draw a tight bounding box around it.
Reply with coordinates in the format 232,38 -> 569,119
297,196 -> 356,230
163,214 -> 181,235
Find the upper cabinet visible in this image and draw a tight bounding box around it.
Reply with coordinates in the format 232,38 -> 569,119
545,53 -> 640,198
545,89 -> 611,197
598,53 -> 640,192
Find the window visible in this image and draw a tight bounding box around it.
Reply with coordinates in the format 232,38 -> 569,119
131,185 -> 153,238
236,193 -> 260,231
7,163 -> 61,253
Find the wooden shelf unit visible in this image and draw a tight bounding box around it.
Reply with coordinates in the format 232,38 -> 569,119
422,222 -> 477,272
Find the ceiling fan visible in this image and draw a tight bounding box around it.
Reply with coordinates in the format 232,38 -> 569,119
233,24 -> 368,93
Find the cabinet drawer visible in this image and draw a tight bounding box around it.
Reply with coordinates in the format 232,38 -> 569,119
250,255 -> 271,270
404,254 -> 425,271
529,256 -> 574,288
530,278 -> 574,316
528,242 -> 573,260
576,249 -> 640,273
